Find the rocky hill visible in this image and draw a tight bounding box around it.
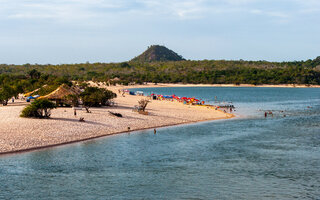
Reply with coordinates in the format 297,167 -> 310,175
131,45 -> 185,62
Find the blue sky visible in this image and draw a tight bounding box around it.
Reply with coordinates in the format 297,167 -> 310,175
0,0 -> 319,64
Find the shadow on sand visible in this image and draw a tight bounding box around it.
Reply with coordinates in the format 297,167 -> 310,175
52,117 -> 109,127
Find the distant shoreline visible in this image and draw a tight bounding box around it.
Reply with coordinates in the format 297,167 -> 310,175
104,82 -> 320,89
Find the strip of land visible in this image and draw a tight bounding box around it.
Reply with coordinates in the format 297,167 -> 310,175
107,83 -> 320,89
0,85 -> 234,154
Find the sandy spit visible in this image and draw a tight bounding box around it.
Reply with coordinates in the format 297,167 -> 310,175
0,86 -> 233,155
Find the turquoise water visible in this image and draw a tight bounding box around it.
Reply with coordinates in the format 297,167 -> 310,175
1,87 -> 320,199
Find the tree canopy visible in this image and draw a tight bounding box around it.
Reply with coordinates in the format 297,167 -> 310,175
0,85 -> 17,105
1,57 -> 320,86
80,87 -> 117,112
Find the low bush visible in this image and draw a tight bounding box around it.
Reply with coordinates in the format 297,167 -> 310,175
21,99 -> 56,118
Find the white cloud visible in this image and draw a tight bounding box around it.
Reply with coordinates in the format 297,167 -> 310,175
136,0 -> 208,19
294,0 -> 320,7
250,9 -> 289,18
0,0 -> 255,22
1,0 -> 127,22
0,0 -> 318,24
294,0 -> 320,13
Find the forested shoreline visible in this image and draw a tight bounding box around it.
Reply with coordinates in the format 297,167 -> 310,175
1,57 -> 320,88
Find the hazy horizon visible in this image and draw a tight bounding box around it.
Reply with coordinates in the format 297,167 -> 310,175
0,0 -> 319,64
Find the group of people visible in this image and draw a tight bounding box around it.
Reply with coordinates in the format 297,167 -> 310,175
264,111 -> 273,118
264,111 -> 287,118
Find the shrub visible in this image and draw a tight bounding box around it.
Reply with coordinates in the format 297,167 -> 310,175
138,99 -> 150,112
21,99 -> 56,118
80,87 -> 117,112
0,85 -> 16,106
20,104 -> 38,117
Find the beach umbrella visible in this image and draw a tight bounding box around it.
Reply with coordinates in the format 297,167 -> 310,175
26,96 -> 36,100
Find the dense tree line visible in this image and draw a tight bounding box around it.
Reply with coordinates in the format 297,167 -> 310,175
0,70 -> 72,105
0,57 -> 320,86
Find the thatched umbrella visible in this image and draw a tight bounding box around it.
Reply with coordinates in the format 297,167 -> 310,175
39,84 -> 80,105
24,88 -> 40,97
23,84 -> 48,97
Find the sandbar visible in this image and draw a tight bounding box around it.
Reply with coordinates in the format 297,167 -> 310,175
0,85 -> 234,155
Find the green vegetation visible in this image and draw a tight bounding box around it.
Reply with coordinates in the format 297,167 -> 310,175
79,87 -> 117,112
21,99 -> 57,118
0,85 -> 17,105
1,47 -> 318,119
0,69 -> 73,101
1,58 -> 320,86
65,94 -> 80,107
0,46 -> 320,86
1,68 -> 117,115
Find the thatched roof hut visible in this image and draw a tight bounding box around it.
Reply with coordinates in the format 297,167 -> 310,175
39,84 -> 80,101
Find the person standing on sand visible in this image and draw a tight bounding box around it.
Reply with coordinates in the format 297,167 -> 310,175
73,106 -> 78,116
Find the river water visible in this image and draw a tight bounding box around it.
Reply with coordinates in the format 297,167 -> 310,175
0,87 -> 319,199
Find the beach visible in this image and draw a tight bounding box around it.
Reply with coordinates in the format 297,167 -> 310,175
104,82 -> 320,89
0,85 -> 234,154
1,86 -> 319,199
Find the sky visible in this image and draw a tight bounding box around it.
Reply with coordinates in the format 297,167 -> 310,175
0,0 -> 319,64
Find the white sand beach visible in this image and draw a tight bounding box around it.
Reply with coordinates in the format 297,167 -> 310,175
105,82 -> 320,89
0,86 -> 234,154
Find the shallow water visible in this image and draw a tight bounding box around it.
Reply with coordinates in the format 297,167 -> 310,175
1,87 -> 319,199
